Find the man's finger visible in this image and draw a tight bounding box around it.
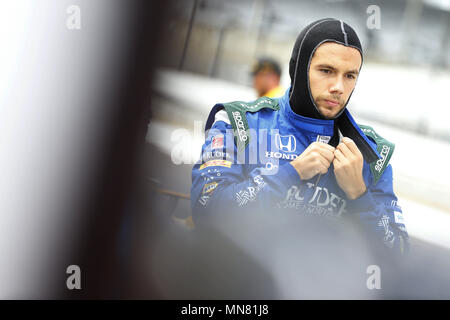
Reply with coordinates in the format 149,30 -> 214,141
334,148 -> 346,162
320,164 -> 328,175
317,142 -> 336,152
314,154 -> 330,169
342,137 -> 361,156
337,141 -> 352,158
333,158 -> 340,167
318,148 -> 335,163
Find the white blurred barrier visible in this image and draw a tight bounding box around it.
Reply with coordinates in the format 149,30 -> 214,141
351,64 -> 450,141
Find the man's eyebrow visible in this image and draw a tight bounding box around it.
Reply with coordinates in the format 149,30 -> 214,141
347,69 -> 359,75
316,64 -> 359,75
316,64 -> 335,70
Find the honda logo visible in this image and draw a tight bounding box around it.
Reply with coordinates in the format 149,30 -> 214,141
275,134 -> 296,153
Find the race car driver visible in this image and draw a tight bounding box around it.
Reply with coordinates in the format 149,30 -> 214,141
191,18 -> 409,254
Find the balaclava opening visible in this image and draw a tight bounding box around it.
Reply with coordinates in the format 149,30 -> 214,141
288,18 -> 378,163
289,18 -> 363,120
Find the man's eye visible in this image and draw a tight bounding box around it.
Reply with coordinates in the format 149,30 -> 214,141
346,74 -> 356,79
320,69 -> 331,74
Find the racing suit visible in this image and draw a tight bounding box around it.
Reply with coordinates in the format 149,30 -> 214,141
191,88 -> 409,254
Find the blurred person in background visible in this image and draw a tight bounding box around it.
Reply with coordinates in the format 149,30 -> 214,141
251,57 -> 285,98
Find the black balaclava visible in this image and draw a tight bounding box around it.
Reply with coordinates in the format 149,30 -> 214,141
289,18 -> 378,163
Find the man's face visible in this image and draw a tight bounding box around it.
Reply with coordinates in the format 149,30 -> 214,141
253,70 -> 279,97
308,42 -> 362,119
253,71 -> 267,97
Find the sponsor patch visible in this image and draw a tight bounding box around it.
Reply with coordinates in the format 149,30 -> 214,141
265,151 -> 299,160
199,194 -> 211,206
232,111 -> 248,146
391,200 -> 402,213
378,215 -> 395,248
211,134 -> 224,150
394,211 -> 405,225
200,168 -> 222,181
317,135 -> 331,144
202,182 -> 218,194
374,144 -> 390,173
360,127 -> 378,139
277,183 -> 347,217
358,124 -> 395,185
235,175 -> 266,206
199,160 -> 232,170
239,97 -> 275,110
275,134 -> 297,152
199,182 -> 218,207
202,150 -> 231,162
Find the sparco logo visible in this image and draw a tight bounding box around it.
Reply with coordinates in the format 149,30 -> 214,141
232,111 -> 248,142
275,134 -> 296,152
375,145 -> 390,172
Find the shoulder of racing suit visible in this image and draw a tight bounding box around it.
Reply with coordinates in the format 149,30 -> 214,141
358,124 -> 395,185
205,96 -> 280,151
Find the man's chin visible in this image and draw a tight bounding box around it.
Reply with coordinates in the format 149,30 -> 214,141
318,108 -> 339,120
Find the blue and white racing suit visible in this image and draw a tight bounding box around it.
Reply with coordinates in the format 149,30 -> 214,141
191,89 -> 409,254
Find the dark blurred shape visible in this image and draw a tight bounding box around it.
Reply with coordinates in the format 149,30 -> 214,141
58,0 -> 171,299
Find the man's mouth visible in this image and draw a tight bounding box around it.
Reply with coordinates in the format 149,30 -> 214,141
324,99 -> 340,107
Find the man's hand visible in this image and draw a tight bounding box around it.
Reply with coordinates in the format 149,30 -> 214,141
333,137 -> 366,200
290,142 -> 335,180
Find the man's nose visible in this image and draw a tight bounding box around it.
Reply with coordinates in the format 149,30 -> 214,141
329,77 -> 344,94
